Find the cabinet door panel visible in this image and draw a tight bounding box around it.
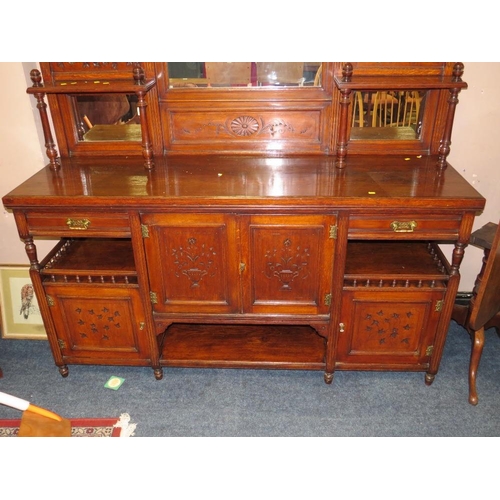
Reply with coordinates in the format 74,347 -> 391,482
242,215 -> 336,314
337,289 -> 444,367
142,213 -> 240,314
44,284 -> 149,361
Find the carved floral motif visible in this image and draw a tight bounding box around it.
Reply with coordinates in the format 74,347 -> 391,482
172,237 -> 217,288
260,119 -> 294,137
230,116 -> 259,136
74,306 -> 121,341
55,62 -> 135,70
362,309 -> 414,346
190,116 -> 297,138
264,238 -> 310,290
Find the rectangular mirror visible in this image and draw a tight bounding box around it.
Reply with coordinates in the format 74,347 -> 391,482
74,94 -> 141,142
168,62 -> 323,88
350,90 -> 427,141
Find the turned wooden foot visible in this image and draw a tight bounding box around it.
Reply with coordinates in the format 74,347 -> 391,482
58,365 -> 69,377
154,367 -> 164,380
469,326 -> 485,406
425,372 -> 435,386
324,372 -> 334,384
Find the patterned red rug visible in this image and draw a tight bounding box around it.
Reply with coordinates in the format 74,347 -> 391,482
0,413 -> 136,437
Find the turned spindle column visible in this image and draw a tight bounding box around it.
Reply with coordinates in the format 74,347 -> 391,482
134,66 -> 154,170
29,69 -> 60,170
335,63 -> 353,169
437,62 -> 465,169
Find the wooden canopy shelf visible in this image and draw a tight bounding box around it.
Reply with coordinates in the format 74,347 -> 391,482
26,78 -> 156,95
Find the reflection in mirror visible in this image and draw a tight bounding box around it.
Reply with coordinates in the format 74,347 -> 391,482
168,62 -> 322,88
350,90 -> 426,140
74,94 -> 141,142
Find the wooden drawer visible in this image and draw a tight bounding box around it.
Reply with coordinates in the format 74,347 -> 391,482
348,214 -> 462,239
25,211 -> 131,237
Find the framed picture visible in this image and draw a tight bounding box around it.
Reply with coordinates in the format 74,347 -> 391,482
0,265 -> 46,339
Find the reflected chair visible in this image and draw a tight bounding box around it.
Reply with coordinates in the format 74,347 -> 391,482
351,91 -> 366,127
371,91 -> 423,128
452,221 -> 500,405
313,64 -> 322,86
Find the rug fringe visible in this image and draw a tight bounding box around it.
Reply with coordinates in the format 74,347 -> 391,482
113,413 -> 137,437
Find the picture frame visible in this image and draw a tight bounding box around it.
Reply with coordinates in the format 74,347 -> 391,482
0,265 -> 46,339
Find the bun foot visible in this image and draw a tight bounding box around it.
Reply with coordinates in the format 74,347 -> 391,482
59,365 -> 69,378
425,372 -> 435,386
324,372 -> 334,384
154,367 -> 163,380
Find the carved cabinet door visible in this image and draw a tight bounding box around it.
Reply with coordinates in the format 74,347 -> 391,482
141,213 -> 240,314
336,289 -> 445,368
43,284 -> 151,362
240,214 -> 336,315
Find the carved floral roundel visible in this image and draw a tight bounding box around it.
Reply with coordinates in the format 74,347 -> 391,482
230,116 -> 259,136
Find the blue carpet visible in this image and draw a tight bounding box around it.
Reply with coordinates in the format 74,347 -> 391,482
1,321 -> 498,437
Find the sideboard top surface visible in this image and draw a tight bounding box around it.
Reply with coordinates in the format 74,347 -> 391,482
2,154 -> 485,212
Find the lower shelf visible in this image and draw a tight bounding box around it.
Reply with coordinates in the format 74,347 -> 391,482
159,324 -> 326,370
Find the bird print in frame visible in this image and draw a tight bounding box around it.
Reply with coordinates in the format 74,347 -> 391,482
0,266 -> 46,339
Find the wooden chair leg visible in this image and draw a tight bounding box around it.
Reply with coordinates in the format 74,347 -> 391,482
469,326 -> 485,405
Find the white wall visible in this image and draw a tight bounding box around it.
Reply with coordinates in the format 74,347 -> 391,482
0,62 -> 56,263
447,62 -> 500,290
1,62 -> 499,291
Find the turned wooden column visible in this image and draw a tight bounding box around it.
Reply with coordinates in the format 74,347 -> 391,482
133,66 -> 154,170
29,69 -> 60,170
336,63 -> 353,169
437,62 -> 465,169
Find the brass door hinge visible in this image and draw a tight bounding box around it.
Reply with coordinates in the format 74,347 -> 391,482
435,300 -> 444,312
150,291 -> 158,304
58,339 -> 66,349
141,224 -> 150,238
426,345 -> 434,357
324,293 -> 332,306
329,225 -> 338,239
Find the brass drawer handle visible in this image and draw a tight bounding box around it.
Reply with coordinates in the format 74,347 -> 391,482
66,218 -> 91,230
391,220 -> 417,233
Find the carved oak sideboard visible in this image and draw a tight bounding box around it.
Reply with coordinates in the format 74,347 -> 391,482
2,62 -> 486,387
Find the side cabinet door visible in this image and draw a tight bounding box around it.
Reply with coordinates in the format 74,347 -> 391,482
241,214 -> 336,315
141,213 -> 240,314
44,284 -> 150,362
336,289 -> 445,368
